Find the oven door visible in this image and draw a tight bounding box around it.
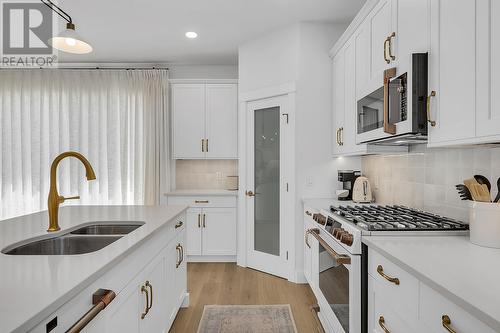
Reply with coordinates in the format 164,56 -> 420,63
311,229 -> 361,333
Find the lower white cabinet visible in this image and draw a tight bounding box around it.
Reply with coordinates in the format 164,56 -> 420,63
29,214 -> 187,333
166,195 -> 237,261
187,207 -> 237,257
368,248 -> 496,333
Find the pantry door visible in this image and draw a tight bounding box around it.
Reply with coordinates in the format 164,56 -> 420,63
245,95 -> 290,279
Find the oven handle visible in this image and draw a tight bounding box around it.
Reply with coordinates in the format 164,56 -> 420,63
383,67 -> 397,135
309,228 -> 351,265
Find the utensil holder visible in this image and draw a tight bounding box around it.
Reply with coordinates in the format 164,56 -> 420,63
469,202 -> 500,249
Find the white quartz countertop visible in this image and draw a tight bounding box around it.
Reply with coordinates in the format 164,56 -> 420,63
165,189 -> 238,196
0,205 -> 187,333
362,235 -> 500,331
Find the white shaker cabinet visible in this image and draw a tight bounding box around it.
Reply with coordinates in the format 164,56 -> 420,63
476,0 -> 500,139
166,194 -> 237,261
171,81 -> 238,159
427,0 -> 476,145
171,84 -> 206,159
206,84 -> 238,159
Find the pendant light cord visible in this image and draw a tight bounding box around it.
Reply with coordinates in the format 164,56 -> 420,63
40,0 -> 72,24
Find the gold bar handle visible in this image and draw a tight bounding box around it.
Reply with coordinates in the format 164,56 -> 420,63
310,304 -> 326,333
179,244 -> 184,266
427,90 -> 437,127
175,221 -> 183,229
335,128 -> 340,146
339,127 -> 344,146
145,281 -> 153,311
378,316 -> 391,333
140,285 -> 149,319
384,37 -> 390,64
305,211 -> 312,216
201,139 -> 205,152
377,265 -> 400,285
388,32 -> 396,61
203,214 -> 206,228
197,214 -> 201,228
206,139 -> 209,152
65,289 -> 116,333
195,200 -> 209,204
383,67 -> 397,134
442,315 -> 457,333
305,229 -> 311,249
309,228 -> 351,265
176,244 -> 182,268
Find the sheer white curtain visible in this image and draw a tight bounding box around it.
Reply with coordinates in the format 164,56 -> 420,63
0,69 -> 169,220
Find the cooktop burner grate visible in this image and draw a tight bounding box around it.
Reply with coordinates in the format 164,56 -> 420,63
330,205 -> 469,231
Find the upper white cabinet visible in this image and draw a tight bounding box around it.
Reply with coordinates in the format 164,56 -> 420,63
475,0 -> 500,139
427,0 -> 476,145
172,81 -> 238,159
427,0 -> 500,146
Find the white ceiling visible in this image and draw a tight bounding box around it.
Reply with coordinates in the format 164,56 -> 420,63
58,0 -> 366,64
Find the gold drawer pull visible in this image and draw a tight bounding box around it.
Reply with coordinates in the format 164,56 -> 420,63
305,229 -> 311,248
442,315 -> 457,333
388,32 -> 396,61
379,316 -> 391,333
427,90 -> 437,127
175,221 -> 183,229
145,281 -> 153,311
305,211 -> 312,216
195,200 -> 209,204
140,285 -> 149,319
377,265 -> 400,285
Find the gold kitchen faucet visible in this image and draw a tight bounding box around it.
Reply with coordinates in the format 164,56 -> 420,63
47,151 -> 96,232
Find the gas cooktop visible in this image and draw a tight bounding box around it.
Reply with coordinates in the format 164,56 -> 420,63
330,205 -> 469,232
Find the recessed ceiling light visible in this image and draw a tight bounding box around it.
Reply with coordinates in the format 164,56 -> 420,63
185,31 -> 198,39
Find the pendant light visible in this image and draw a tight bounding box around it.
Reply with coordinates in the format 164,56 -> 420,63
41,0 -> 93,54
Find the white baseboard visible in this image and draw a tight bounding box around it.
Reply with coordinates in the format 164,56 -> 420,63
294,270 -> 308,284
181,292 -> 190,308
187,255 -> 236,262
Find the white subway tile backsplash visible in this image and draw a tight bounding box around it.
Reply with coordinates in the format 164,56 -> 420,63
362,144 -> 500,222
175,159 -> 238,190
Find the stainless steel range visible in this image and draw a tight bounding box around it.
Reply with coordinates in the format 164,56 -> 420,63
308,204 -> 468,333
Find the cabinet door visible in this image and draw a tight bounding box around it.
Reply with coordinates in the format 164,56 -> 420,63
206,84 -> 238,159
139,254 -> 167,333
186,208 -> 202,256
355,19 -> 371,100
391,0 -> 429,70
332,48 -> 346,155
369,0 -> 393,92
165,240 -> 180,327
476,0 -> 500,138
172,84 -> 206,158
428,0 -> 476,145
105,278 -> 141,333
343,38 -> 361,154
174,229 -> 187,308
202,208 -> 237,256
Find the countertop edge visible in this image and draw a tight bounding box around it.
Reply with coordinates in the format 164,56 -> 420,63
362,237 -> 500,331
10,205 -> 188,333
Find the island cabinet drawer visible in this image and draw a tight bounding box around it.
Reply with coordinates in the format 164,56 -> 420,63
369,249 -> 419,322
419,283 -> 496,333
368,275 -> 419,333
167,195 -> 236,208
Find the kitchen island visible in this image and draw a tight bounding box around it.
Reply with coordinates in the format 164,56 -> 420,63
0,205 -> 188,333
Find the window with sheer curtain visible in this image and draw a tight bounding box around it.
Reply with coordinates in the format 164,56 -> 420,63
0,69 -> 169,220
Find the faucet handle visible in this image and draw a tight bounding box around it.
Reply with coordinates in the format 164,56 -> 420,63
59,195 -> 80,203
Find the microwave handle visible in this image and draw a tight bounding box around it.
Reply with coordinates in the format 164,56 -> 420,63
383,67 -> 397,135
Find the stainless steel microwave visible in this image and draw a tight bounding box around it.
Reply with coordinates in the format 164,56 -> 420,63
356,53 -> 429,145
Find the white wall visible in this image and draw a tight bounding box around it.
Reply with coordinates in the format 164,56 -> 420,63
168,65 -> 238,79
238,25 -> 300,93
238,22 -> 361,282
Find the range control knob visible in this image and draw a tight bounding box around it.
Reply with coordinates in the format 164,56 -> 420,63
340,233 -> 354,246
333,228 -> 345,240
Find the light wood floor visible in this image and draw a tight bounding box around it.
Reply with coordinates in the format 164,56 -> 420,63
169,263 -> 318,333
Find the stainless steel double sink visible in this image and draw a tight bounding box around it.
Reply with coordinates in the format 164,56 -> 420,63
2,222 -> 144,256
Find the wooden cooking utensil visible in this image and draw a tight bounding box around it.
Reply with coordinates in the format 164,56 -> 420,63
469,183 -> 492,202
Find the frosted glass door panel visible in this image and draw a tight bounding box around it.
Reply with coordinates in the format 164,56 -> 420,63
254,107 -> 280,256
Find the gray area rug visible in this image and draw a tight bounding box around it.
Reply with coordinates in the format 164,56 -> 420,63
197,305 -> 298,333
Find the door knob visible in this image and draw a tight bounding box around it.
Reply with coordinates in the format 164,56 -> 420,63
245,190 -> 256,197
